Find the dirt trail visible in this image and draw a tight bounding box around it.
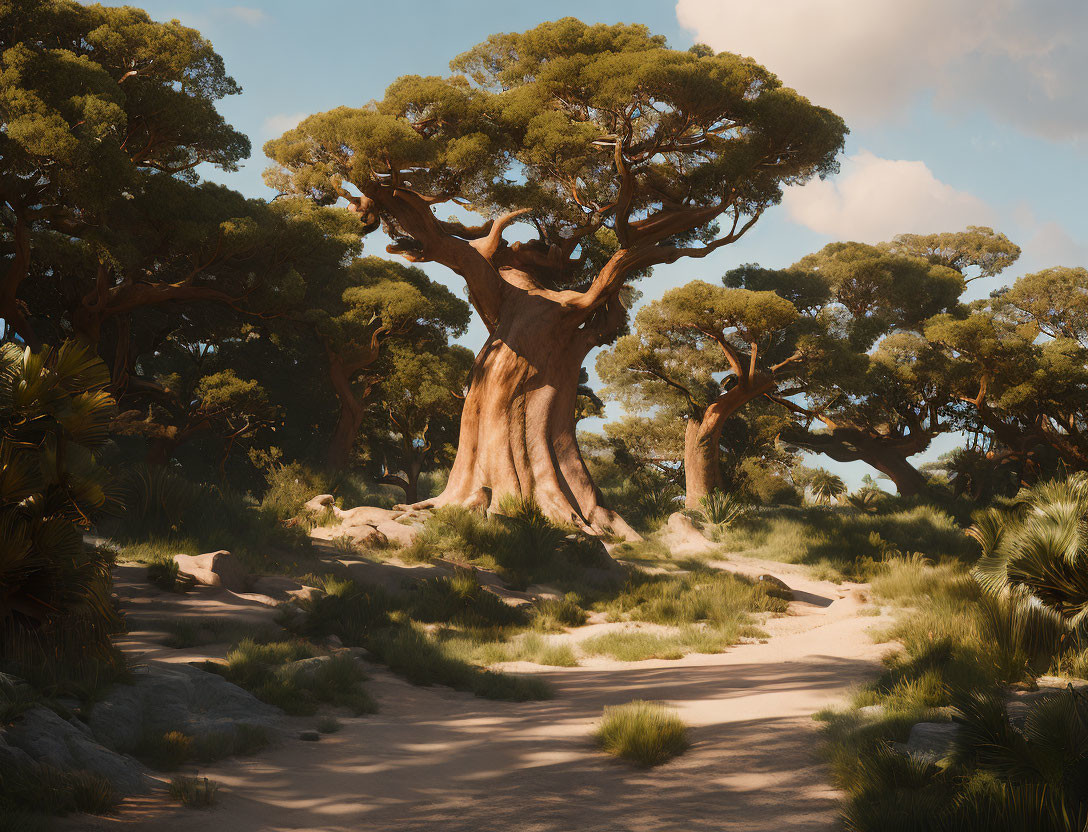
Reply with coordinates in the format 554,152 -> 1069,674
77,556 -> 891,832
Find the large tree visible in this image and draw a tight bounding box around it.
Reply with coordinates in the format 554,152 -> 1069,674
0,0 -> 248,348
265,18 -> 846,535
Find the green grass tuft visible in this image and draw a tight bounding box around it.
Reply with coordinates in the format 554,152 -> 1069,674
594,700 -> 689,767
169,776 -> 219,809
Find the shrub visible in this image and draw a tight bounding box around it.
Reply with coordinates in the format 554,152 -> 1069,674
169,776 -> 219,808
971,473 -> 1088,626
0,342 -> 121,688
136,730 -> 193,771
0,761 -> 119,818
146,559 -> 193,593
581,626 -> 743,662
531,594 -> 588,631
411,568 -> 528,629
206,639 -> 375,716
698,490 -> 748,527
366,624 -> 551,701
66,770 -> 120,814
594,701 -> 689,767
316,716 -> 342,734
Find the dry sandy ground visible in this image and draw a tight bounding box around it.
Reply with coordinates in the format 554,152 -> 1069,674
70,557 -> 891,832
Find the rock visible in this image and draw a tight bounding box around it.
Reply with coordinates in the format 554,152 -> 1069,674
304,494 -> 336,513
895,722 -> 958,765
660,512 -> 716,555
0,733 -> 34,770
287,585 -> 326,604
251,575 -> 304,600
298,730 -> 321,742
757,574 -> 791,592
88,663 -> 281,755
375,519 -> 418,547
3,707 -> 153,794
858,704 -> 885,718
174,550 -> 249,592
339,506 -> 402,526
326,634 -> 343,649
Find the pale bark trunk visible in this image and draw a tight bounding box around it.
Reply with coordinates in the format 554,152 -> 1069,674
407,291 -> 639,541
683,377 -> 774,508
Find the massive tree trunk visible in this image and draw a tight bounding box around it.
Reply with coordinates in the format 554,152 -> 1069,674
407,289 -> 639,540
684,377 -> 775,508
858,447 -> 931,497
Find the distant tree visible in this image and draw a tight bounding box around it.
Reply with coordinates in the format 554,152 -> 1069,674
598,279 -> 812,506
368,343 -> 473,503
265,18 -> 847,535
880,226 -> 1021,282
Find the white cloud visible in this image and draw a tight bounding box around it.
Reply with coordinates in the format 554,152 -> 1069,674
675,0 -> 1088,141
223,6 -> 267,25
783,151 -> 993,242
262,111 -> 307,137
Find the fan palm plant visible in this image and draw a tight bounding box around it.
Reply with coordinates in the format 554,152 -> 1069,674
809,469 -> 848,505
0,342 -> 119,670
970,473 -> 1088,629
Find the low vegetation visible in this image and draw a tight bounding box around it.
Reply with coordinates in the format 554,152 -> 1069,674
169,776 -> 220,809
134,724 -> 271,771
594,701 -> 690,767
205,639 -> 376,715
713,503 -> 975,580
819,477 -> 1088,830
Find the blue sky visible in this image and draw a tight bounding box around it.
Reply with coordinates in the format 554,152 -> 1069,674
116,0 -> 1088,487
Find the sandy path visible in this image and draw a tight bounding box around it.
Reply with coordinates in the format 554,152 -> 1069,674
76,557 -> 890,832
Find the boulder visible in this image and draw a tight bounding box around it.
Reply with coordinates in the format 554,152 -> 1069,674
895,722 -> 958,765
287,585 -> 326,604
304,494 -> 336,514
88,663 -> 282,755
3,707 -> 153,794
660,512 -> 716,555
339,506 -> 402,527
174,550 -> 249,592
376,519 -> 419,547
757,574 -> 791,592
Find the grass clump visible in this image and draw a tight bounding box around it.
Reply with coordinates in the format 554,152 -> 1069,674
0,762 -> 120,820
206,639 -> 375,715
134,724 -> 271,770
714,504 -> 973,580
581,625 -> 747,662
366,624 -> 552,701
479,632 -> 578,667
410,568 -> 528,629
531,593 -> 588,631
594,700 -> 689,767
147,616 -> 283,649
146,559 -> 192,593
399,500 -> 611,588
316,716 -> 342,734
169,776 -> 219,808
598,567 -> 785,631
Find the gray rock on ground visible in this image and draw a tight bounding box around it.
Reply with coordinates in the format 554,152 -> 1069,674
894,722 -> 959,765
88,662 -> 282,754
2,707 -> 153,794
174,550 -> 250,592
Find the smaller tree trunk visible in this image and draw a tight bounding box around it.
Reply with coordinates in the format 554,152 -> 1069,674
683,377 -> 774,509
325,351 -> 370,469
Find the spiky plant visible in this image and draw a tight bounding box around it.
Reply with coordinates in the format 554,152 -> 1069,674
970,473 -> 1088,629
699,490 -> 748,527
0,342 -> 120,675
